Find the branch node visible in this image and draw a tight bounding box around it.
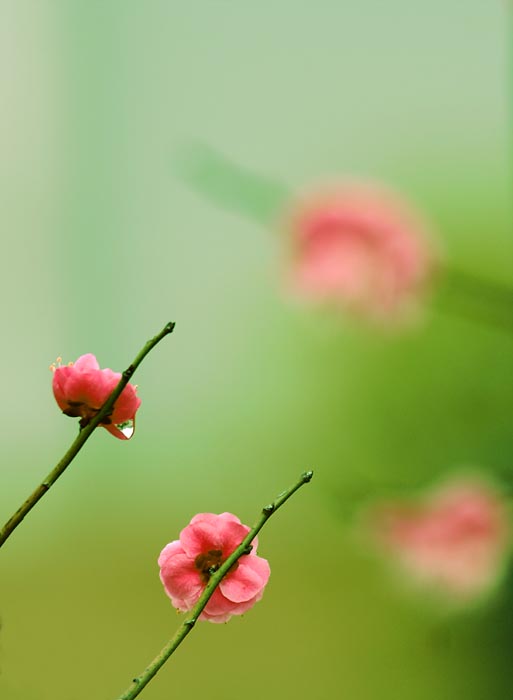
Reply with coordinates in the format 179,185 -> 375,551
262,503 -> 275,515
123,365 -> 135,380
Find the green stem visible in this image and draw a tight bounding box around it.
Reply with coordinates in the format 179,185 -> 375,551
0,322 -> 176,549
176,143 -> 289,226
437,266 -> 513,335
116,470 -> 314,700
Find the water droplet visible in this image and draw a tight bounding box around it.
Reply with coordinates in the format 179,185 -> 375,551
116,419 -> 135,439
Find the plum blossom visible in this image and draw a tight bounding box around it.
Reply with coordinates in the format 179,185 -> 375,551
286,182 -> 434,321
51,354 -> 141,440
372,480 -> 509,599
159,512 -> 270,623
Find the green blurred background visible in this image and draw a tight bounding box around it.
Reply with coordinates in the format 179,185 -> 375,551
1,2 -> 512,698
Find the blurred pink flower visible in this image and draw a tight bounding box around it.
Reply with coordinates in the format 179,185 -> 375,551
51,353 -> 141,440
373,480 -> 509,599
158,512 -> 271,623
286,182 -> 434,321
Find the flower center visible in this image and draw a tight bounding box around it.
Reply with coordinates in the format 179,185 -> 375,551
194,549 -> 239,584
194,549 -> 223,584
62,402 -> 113,428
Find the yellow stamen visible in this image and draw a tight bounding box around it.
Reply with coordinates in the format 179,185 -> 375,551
50,356 -> 71,371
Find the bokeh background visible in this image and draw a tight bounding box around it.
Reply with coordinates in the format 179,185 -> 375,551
1,2 -> 512,699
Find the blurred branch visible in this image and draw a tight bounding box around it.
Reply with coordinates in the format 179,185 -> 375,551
0,321 -> 176,549
436,266 -> 513,335
175,143 -> 289,226
115,470 -> 314,700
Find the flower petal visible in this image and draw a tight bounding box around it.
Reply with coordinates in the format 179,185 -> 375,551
190,512 -> 241,526
199,609 -> 233,624
220,555 -> 270,603
110,384 -> 141,424
157,541 -> 183,568
64,370 -> 111,407
73,354 -> 100,371
180,520 -> 222,558
218,512 -> 242,525
159,552 -> 202,602
204,588 -> 264,619
52,367 -> 73,410
217,520 -> 251,555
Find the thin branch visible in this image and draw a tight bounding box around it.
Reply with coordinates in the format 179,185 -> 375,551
116,470 -> 314,700
0,321 -> 176,549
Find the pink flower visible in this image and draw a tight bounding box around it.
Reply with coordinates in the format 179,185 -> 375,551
158,512 -> 271,623
373,480 -> 509,599
286,182 -> 434,321
51,354 -> 141,440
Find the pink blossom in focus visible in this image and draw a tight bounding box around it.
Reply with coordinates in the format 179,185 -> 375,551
286,183 -> 434,321
373,480 -> 509,599
51,354 -> 141,440
158,512 -> 271,623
